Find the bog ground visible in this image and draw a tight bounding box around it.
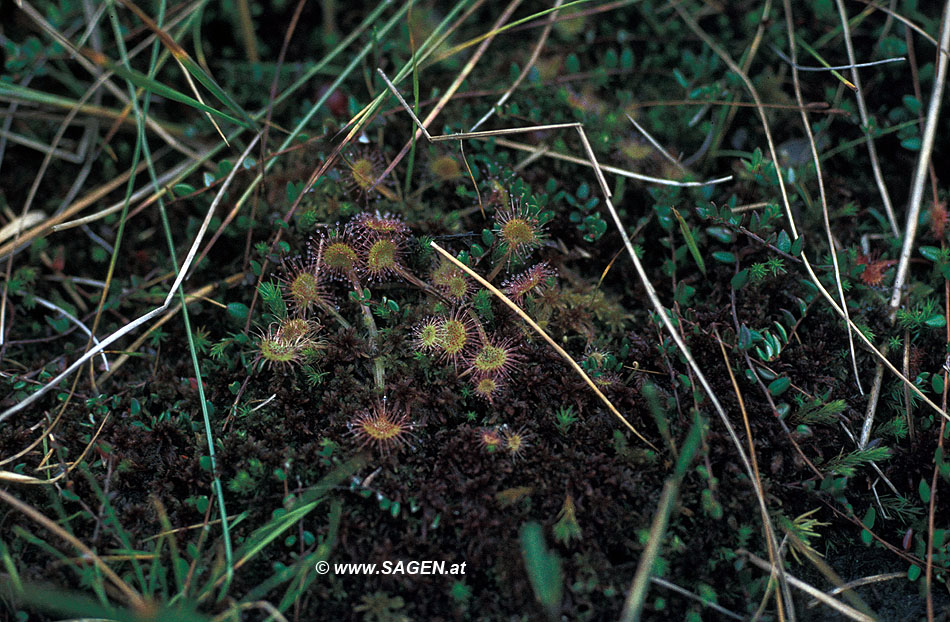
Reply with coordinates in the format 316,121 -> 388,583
2,1 -> 950,620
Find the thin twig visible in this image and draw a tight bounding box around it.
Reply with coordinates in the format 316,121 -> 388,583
835,0 -> 899,236
0,134 -> 261,423
888,1 -> 950,316
469,0 -> 563,131
673,2 -> 950,426
430,242 -> 657,451
771,44 -> 905,71
33,297 -> 110,371
783,2 -> 864,394
740,551 -> 876,622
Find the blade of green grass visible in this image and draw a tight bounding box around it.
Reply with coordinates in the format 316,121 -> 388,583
796,36 -> 857,91
620,412 -> 704,622
79,49 -> 252,128
672,207 -> 706,276
431,0 -> 590,64
116,0 -> 258,131
521,522 -> 563,619
195,456 -> 364,604
4,580 -> 211,622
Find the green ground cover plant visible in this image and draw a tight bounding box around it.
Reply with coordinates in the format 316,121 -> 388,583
3,1 -> 950,620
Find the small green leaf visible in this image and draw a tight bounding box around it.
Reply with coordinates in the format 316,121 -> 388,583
672,208 -> 706,275
903,94 -> 922,115
738,324 -> 753,350
926,315 -> 946,328
731,269 -> 749,289
173,183 -> 196,196
921,246 -> 942,261
706,226 -> 735,243
768,377 -> 791,396
712,251 -> 736,264
565,53 -> 580,73
790,236 -> 804,257
191,496 -> 208,513
901,137 -> 921,151
777,231 -> 791,254
920,478 -> 931,503
227,303 -> 249,321
620,47 -> 634,71
908,564 -> 922,581
934,374 -> 946,394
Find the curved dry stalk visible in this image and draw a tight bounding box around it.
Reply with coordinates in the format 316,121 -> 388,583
626,114 -> 684,170
740,550 -> 877,622
806,571 -> 904,608
835,0 -> 899,237
782,3 -> 864,394
888,1 -> 950,315
430,242 -> 657,452
574,121 -> 796,621
771,44 -> 905,71
716,329 -> 798,620
469,0 -> 563,132
673,3 -> 950,426
33,296 -> 110,371
0,488 -> 146,611
0,133 -> 261,423
491,137 -> 732,187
